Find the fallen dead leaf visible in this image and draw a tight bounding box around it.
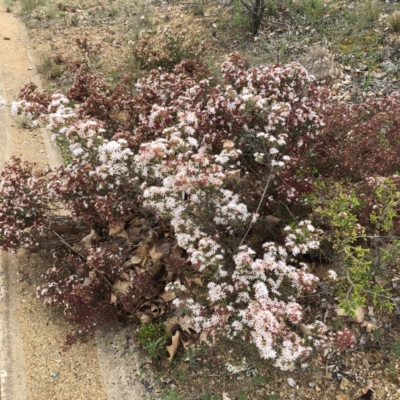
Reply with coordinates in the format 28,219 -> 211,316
127,255 -> 142,266
110,292 -> 117,304
166,330 -> 181,362
109,221 -> 125,236
222,393 -> 232,400
149,245 -> 163,275
116,229 -> 130,240
177,315 -> 197,336
265,215 -> 281,225
135,244 -> 150,267
361,320 -> 378,333
152,303 -> 165,318
199,331 -> 208,344
365,348 -> 382,364
164,316 -> 179,333
112,279 -> 130,295
367,306 -> 375,317
180,335 -> 191,350
78,229 -> 101,249
185,277 -> 203,287
139,313 -> 153,324
159,291 -> 176,302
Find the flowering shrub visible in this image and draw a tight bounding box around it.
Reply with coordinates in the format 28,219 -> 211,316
4,47 -> 395,366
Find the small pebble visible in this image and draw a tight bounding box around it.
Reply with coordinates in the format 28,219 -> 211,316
340,377 -> 349,390
287,377 -> 296,387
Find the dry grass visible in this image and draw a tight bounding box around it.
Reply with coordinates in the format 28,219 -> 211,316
389,10 -> 400,33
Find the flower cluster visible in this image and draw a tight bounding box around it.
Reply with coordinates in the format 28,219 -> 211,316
0,157 -> 54,252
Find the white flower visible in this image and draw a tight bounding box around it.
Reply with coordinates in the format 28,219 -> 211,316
327,270 -> 337,280
269,147 -> 279,155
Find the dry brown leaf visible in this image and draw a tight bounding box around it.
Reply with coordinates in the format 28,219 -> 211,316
366,348 -> 382,364
306,262 -> 331,279
361,320 -> 378,333
112,279 -> 130,295
109,221 -> 125,236
120,272 -> 130,281
367,306 -> 375,317
110,293 -> 117,304
78,229 -> 101,249
134,266 -> 147,275
124,255 -> 142,268
199,331 -> 208,344
185,277 -> 203,287
149,245 -> 164,275
82,277 -> 92,287
222,394 -> 232,400
150,245 -> 163,264
164,316 -> 179,333
159,291 -> 176,302
116,229 -> 130,240
180,336 -> 191,350
166,330 -> 181,362
139,313 -> 153,324
177,315 -> 197,335
265,215 -> 281,225
135,244 -> 150,266
130,255 -> 142,264
298,323 -> 312,336
150,302 -> 166,318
